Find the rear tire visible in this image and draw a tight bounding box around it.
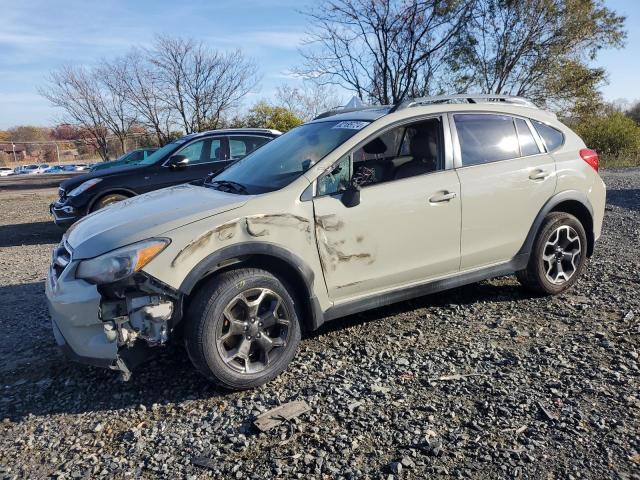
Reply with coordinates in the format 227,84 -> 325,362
185,268 -> 301,390
517,212 -> 587,295
91,193 -> 129,212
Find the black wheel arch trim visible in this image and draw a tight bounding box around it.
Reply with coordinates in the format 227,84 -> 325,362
516,190 -> 594,258
179,241 -> 321,329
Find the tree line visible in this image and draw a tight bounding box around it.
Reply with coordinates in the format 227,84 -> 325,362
34,0 -> 633,164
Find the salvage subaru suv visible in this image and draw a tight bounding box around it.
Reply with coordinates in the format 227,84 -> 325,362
46,95 -> 606,389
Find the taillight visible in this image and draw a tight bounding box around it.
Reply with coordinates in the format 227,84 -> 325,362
580,148 -> 599,172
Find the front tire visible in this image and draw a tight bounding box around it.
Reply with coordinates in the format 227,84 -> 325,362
517,212 -> 587,295
185,268 -> 301,390
91,193 -> 129,212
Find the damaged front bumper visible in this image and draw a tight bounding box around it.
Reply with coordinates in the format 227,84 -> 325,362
46,241 -> 181,380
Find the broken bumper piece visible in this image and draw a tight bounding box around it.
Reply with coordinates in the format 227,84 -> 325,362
46,260 -> 177,380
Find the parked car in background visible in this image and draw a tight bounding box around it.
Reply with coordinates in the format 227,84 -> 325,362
45,95 -> 605,389
74,164 -> 89,171
90,148 -> 158,172
50,128 -> 280,227
0,167 -> 13,176
19,164 -> 47,174
44,165 -> 66,174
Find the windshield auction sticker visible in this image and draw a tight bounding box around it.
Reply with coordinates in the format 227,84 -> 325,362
332,121 -> 369,130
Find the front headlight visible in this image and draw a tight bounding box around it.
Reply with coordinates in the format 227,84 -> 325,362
76,239 -> 170,284
68,178 -> 102,196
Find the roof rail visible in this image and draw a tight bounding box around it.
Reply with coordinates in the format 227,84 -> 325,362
390,94 -> 538,112
313,105 -> 391,120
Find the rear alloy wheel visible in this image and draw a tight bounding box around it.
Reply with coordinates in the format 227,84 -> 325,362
516,212 -> 588,295
92,193 -> 129,211
185,268 -> 301,390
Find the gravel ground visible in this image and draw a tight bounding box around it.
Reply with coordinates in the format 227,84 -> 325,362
0,170 -> 638,479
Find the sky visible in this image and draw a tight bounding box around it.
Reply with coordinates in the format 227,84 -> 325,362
0,0 -> 638,129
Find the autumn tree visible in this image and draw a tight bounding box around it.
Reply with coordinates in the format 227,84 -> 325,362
231,102 -> 303,132
5,125 -> 51,142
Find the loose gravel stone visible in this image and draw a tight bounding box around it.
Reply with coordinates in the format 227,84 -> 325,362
0,170 -> 639,478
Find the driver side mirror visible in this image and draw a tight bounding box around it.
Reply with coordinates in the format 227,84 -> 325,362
168,154 -> 189,170
340,181 -> 360,208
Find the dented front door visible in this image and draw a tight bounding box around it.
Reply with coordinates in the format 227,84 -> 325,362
313,170 -> 461,302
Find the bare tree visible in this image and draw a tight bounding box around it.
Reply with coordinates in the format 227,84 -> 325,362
148,36 -> 260,133
40,66 -> 110,160
121,50 -> 175,145
275,82 -> 345,120
298,0 -> 474,105
96,58 -> 138,154
453,0 -> 626,113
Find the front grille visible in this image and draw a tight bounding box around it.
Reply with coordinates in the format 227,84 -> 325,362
52,241 -> 72,280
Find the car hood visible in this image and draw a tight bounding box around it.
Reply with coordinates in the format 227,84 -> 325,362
66,184 -> 248,259
60,163 -> 147,190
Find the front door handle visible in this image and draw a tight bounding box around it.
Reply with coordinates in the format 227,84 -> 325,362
429,191 -> 457,203
529,169 -> 551,181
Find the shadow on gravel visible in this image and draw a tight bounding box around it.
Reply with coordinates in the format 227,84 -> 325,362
310,278 -> 539,339
606,188 -> 640,211
0,280 -> 223,421
0,220 -> 62,247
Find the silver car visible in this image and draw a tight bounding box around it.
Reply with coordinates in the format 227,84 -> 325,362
46,95 -> 606,389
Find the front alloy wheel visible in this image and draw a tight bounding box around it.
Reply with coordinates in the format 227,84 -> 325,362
185,268 -> 301,390
217,288 -> 290,374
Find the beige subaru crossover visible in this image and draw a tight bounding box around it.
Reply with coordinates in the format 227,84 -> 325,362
46,95 -> 606,389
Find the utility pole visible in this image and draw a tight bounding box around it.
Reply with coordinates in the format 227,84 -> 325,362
55,142 -> 60,163
11,143 -> 17,164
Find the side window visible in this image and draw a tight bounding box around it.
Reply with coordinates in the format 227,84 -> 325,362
515,118 -> 541,156
454,114 -> 519,166
177,140 -> 206,164
316,117 -> 444,195
532,120 -> 564,152
317,154 -> 351,196
230,136 -> 270,160
208,139 -> 222,162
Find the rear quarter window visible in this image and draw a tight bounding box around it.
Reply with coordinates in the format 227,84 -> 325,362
532,120 -> 564,152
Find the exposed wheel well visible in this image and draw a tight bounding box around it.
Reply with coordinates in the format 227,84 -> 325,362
184,254 -> 316,334
89,189 -> 136,212
550,200 -> 594,256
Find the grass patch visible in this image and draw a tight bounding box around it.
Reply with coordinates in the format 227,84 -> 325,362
599,153 -> 640,169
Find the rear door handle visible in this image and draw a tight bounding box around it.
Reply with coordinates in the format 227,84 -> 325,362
529,169 -> 550,180
429,191 -> 457,203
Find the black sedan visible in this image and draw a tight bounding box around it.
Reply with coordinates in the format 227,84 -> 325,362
50,128 -> 280,227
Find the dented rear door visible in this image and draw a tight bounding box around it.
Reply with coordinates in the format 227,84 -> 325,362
313,170 -> 461,302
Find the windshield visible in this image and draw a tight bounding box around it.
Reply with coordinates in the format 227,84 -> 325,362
213,120 -> 369,194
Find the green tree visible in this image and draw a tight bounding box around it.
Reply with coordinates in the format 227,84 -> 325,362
626,101 -> 640,125
575,111 -> 640,158
453,0 -> 626,115
236,102 -> 303,132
